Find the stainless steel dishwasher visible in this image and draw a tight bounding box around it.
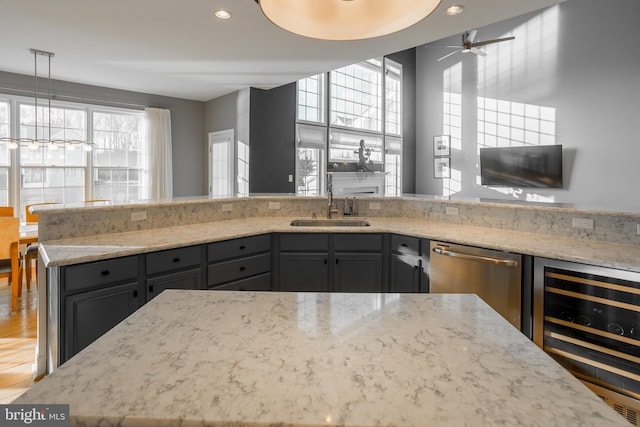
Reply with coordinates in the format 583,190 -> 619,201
430,241 -> 523,329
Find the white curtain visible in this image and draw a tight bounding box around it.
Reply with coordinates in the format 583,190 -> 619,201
145,107 -> 173,200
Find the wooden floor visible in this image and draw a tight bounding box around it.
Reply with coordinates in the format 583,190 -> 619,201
0,273 -> 38,403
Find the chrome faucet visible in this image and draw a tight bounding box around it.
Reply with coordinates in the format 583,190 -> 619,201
327,172 -> 339,219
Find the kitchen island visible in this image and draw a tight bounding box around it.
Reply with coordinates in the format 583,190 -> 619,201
14,290 -> 628,426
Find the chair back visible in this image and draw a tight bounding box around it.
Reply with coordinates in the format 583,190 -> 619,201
0,217 -> 19,260
25,202 -> 59,224
0,206 -> 14,217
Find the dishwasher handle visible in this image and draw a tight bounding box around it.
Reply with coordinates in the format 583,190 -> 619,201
432,246 -> 519,267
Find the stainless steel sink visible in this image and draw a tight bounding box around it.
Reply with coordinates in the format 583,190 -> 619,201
290,218 -> 370,227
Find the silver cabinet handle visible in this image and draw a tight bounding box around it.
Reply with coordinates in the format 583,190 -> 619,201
432,246 -> 518,267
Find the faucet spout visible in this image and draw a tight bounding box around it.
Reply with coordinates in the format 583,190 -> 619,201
327,172 -> 339,219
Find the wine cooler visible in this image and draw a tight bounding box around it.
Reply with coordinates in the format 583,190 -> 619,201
534,258 -> 640,426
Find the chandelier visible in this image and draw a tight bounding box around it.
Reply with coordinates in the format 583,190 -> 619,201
0,49 -> 92,151
255,0 -> 442,41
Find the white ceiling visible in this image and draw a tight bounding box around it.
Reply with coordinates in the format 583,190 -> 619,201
0,0 -> 564,102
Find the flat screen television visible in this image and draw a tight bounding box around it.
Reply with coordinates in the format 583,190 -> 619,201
480,144 -> 563,188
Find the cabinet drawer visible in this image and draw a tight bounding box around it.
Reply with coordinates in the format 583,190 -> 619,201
64,256 -> 139,293
391,234 -> 420,256
209,272 -> 271,291
280,233 -> 329,252
208,234 -> 271,262
146,246 -> 202,275
208,253 -> 271,286
334,233 -> 382,251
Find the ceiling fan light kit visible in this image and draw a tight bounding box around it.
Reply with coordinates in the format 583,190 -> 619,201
255,0 -> 442,41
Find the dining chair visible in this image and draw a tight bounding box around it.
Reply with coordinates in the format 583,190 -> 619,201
23,202 -> 57,288
0,206 -> 14,217
0,217 -> 22,312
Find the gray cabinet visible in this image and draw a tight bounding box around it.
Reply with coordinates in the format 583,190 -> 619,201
60,255 -> 141,363
277,234 -> 329,292
277,233 -> 386,292
145,246 -> 203,301
333,234 -> 385,292
64,282 -> 139,361
389,234 -> 428,292
207,234 -> 272,290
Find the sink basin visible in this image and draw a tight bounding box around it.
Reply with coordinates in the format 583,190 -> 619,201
290,218 -> 370,227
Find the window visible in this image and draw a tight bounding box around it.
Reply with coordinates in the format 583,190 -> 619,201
0,94 -> 147,220
298,74 -> 326,124
0,100 -> 10,205
92,110 -> 146,201
19,103 -> 87,216
295,57 -> 403,196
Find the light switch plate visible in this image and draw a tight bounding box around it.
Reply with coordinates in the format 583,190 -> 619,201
572,218 -> 594,230
637,224 -> 640,236
445,207 -> 459,216
268,202 -> 281,210
221,204 -> 233,212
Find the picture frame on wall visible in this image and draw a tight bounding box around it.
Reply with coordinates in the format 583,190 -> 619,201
433,135 -> 451,157
434,157 -> 451,179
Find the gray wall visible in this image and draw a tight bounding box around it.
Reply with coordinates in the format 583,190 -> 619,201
387,48 -> 417,194
204,88 -> 251,151
250,85 -> 297,194
0,70 -> 206,197
416,0 -> 640,211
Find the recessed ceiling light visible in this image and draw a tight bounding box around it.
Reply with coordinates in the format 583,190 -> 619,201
214,9 -> 232,19
445,4 -> 464,15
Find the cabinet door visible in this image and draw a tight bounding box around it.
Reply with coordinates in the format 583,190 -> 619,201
390,254 -> 421,293
333,253 -> 383,292
279,253 -> 329,292
146,267 -> 202,302
64,282 -> 139,363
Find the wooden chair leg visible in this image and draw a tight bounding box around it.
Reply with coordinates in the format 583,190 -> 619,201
11,243 -> 20,313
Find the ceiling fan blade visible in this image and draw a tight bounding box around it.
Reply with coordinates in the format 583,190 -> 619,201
470,47 -> 487,57
466,29 -> 478,43
424,45 -> 464,49
437,49 -> 462,62
470,36 -> 515,48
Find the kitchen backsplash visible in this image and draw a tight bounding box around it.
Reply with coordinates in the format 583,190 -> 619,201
36,196 -> 640,246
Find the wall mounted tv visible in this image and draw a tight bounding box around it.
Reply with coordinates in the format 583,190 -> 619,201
479,144 -> 563,188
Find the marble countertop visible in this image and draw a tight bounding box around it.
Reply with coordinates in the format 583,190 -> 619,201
14,291 -> 628,427
38,216 -> 640,272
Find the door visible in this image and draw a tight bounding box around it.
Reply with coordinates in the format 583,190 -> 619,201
208,129 -> 235,198
390,254 -> 421,293
146,268 -> 202,302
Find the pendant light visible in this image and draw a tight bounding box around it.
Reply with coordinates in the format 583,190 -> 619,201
255,0 -> 442,41
0,49 -> 92,151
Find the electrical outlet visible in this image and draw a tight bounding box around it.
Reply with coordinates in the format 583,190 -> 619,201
221,204 -> 233,212
445,207 -> 459,216
572,218 -> 594,230
288,175 -> 293,183
369,202 -> 381,210
130,211 -> 147,221
268,202 -> 281,210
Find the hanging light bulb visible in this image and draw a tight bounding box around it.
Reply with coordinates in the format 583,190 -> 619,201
65,142 -> 76,151
48,141 -> 58,150
7,141 -> 18,150
83,143 -> 93,152
28,140 -> 39,150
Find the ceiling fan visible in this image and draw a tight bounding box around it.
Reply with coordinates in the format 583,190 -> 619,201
433,30 -> 515,62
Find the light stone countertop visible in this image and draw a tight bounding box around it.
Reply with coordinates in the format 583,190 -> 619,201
13,290 -> 629,427
38,216 -> 640,272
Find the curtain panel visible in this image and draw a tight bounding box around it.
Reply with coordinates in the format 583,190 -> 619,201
145,107 -> 173,200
